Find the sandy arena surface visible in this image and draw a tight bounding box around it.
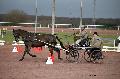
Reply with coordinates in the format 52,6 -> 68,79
0,27 -> 120,79
0,44 -> 120,79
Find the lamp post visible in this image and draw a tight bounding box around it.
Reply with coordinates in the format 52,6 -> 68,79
93,0 -> 96,25
35,0 -> 38,33
52,0 -> 55,34
79,0 -> 83,32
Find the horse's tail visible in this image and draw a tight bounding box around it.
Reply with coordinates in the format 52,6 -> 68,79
55,35 -> 67,50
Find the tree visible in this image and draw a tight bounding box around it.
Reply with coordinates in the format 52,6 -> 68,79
5,9 -> 28,23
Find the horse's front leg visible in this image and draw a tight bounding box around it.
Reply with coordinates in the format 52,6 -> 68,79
54,48 -> 63,60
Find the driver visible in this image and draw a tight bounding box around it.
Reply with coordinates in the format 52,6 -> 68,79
75,26 -> 88,45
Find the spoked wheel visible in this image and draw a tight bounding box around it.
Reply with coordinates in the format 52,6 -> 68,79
66,49 -> 79,62
84,50 -> 91,62
89,52 -> 97,62
90,50 -> 103,63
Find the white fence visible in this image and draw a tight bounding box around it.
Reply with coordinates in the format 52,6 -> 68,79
0,40 -> 5,46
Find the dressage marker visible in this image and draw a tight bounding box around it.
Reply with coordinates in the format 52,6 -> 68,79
46,57 -> 53,64
12,41 -> 24,53
12,41 -> 42,54
46,53 -> 54,64
12,46 -> 18,53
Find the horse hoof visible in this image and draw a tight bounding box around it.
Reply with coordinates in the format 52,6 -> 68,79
32,55 -> 37,57
58,58 -> 63,60
19,59 -> 23,61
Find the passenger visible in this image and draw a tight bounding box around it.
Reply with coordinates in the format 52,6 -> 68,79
91,32 -> 103,48
89,32 -> 103,58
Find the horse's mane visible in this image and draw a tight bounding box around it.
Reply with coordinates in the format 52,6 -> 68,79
17,29 -> 28,33
15,29 -> 54,37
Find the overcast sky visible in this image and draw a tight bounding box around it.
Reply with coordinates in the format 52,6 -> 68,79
0,0 -> 120,18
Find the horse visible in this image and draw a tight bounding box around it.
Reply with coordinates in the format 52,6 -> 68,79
13,29 -> 67,61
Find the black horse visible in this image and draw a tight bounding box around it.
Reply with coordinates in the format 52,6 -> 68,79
13,29 -> 66,61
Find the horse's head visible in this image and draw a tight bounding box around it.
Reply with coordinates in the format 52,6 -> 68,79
13,29 -> 20,42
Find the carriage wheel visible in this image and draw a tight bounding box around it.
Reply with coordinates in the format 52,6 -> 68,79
90,50 -> 103,63
95,51 -> 104,63
84,50 -> 91,62
89,52 -> 97,62
66,49 -> 79,62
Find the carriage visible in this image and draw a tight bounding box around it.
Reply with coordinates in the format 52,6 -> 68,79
65,36 -> 103,63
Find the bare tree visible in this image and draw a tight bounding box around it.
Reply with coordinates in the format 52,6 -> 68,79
4,9 -> 28,23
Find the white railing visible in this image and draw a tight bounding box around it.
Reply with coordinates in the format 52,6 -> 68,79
0,40 -> 5,46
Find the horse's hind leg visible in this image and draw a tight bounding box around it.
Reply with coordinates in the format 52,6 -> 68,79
28,52 -> 37,57
19,52 -> 26,61
19,45 -> 36,61
49,47 -> 53,56
27,46 -> 36,57
19,46 -> 27,61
